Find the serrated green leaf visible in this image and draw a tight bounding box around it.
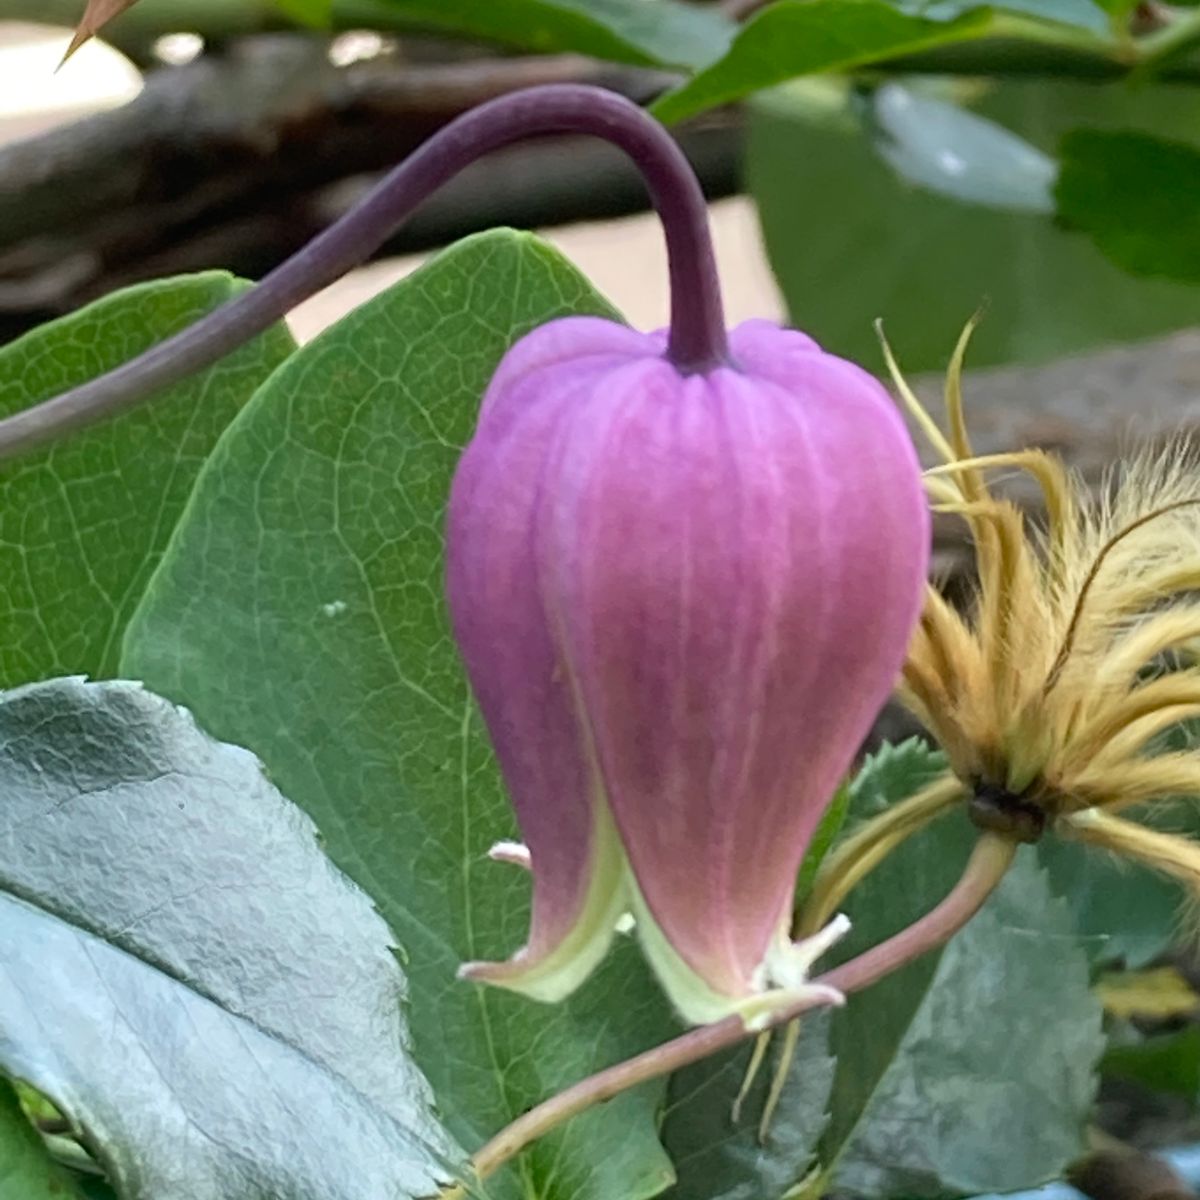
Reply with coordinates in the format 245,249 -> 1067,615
1055,130 -> 1200,284
796,782 -> 852,906
1039,835 -> 1180,967
370,0 -> 734,69
815,741 -> 1103,1197
821,741 -> 968,1170
0,677 -> 455,1200
834,856 -> 1102,1196
749,78 -> 1200,371
0,272 -> 294,689
660,1016 -> 834,1200
650,1 -> 991,125
845,737 -> 952,825
122,229 -> 681,1200
0,1078 -> 84,1200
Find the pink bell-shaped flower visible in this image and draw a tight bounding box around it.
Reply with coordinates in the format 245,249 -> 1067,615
0,81 -> 928,1024
447,316 -> 929,1025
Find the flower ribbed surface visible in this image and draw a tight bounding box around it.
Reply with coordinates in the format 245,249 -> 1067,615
447,316 -> 929,1023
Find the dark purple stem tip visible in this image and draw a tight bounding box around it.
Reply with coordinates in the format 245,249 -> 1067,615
0,84 -> 728,461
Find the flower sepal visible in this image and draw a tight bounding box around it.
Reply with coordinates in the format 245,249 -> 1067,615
456,810 -> 629,1004
630,881 -> 851,1028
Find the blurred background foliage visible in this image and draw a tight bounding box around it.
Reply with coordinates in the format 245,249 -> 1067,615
5,0 -> 1200,363
7,2 -> 1200,1197
749,78 -> 1200,369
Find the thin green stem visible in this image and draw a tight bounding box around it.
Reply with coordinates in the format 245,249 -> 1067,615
1137,7 -> 1200,70
450,833 -> 1018,1194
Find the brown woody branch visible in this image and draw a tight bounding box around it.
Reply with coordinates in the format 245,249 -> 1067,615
0,37 -> 739,342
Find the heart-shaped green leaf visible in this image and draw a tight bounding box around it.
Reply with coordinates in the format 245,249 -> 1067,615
123,229 -> 682,1200
0,676 -> 455,1200
0,272 -> 294,689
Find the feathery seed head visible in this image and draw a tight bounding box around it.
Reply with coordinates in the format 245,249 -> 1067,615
880,319 -> 1200,899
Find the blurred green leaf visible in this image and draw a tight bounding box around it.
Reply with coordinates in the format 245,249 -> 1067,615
872,82 -> 1056,211
817,741 -> 1103,1196
273,0 -> 332,24
1056,130 -> 1200,284
0,677 -> 454,1200
0,1079 -> 85,1200
122,230 -> 682,1200
749,78 -> 1200,371
660,1017 -> 834,1200
1103,1027 -> 1200,1101
372,0 -> 734,69
0,272 -> 293,689
1090,0 -> 1139,20
73,1180 -> 118,1200
651,1 -> 991,125
895,0 -> 1110,30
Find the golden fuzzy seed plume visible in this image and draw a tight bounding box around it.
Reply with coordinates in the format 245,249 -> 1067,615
749,323 -> 1200,1145
881,316 -> 1200,886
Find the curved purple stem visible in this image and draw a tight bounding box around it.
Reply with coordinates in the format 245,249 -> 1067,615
0,84 -> 727,461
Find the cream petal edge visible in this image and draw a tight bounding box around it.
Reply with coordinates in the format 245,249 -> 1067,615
629,878 -> 849,1028
458,804 -> 628,1003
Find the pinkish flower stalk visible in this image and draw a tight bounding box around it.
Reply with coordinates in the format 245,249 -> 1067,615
0,83 -> 931,1024
448,318 -> 929,1024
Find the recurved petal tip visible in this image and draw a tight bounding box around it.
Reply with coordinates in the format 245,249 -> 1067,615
456,815 -> 630,1004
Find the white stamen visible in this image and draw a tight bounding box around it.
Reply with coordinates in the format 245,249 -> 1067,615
766,912 -> 852,991
488,841 -> 531,869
